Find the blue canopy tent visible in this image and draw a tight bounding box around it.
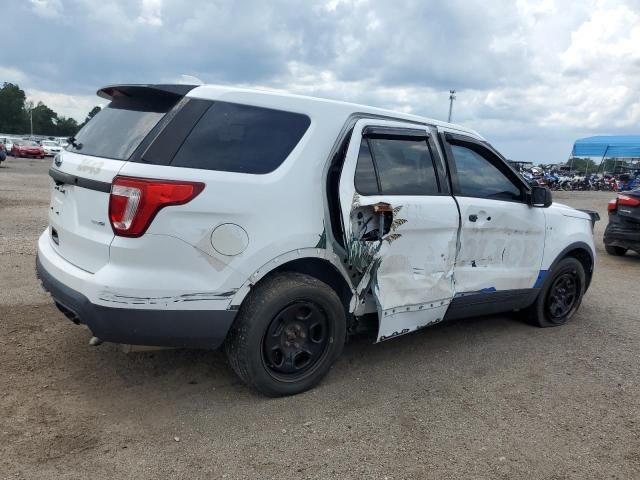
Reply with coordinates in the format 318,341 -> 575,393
570,136 -> 640,177
571,136 -> 640,158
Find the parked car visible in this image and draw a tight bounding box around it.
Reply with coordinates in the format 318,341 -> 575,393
11,140 -> 45,158
0,143 -> 6,164
0,136 -> 16,153
604,190 -> 640,256
36,83 -> 598,396
41,140 -> 63,156
57,138 -> 69,149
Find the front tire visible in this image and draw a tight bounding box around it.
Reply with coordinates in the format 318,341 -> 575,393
605,245 -> 627,256
225,272 -> 346,396
528,257 -> 586,327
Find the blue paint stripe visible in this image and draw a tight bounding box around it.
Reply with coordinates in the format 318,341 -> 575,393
479,287 -> 497,293
533,270 -> 548,288
455,287 -> 497,298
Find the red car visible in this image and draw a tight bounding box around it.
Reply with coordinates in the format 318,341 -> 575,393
11,140 -> 45,159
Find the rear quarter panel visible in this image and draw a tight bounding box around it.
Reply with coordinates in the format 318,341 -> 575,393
115,101 -> 351,291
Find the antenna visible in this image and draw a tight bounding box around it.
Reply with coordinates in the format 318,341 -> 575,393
448,89 -> 456,123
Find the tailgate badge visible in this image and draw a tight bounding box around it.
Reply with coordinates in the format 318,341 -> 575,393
91,220 -> 106,227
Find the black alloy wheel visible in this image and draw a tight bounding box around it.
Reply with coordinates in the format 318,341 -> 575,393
225,272 -> 346,396
546,272 -> 579,322
527,257 -> 586,327
262,301 -> 330,379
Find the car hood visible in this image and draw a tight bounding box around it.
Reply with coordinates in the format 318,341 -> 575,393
549,202 -> 591,221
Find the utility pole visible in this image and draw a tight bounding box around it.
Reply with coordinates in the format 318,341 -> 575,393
30,108 -> 33,139
447,89 -> 456,123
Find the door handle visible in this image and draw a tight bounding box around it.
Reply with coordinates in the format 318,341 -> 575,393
468,214 -> 478,222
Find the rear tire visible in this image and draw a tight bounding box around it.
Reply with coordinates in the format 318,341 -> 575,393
225,272 -> 346,396
605,245 -> 627,256
527,257 -> 586,327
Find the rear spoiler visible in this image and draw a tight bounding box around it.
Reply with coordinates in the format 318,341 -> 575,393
97,84 -> 198,101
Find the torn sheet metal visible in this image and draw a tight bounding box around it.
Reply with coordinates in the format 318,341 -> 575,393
377,300 -> 450,341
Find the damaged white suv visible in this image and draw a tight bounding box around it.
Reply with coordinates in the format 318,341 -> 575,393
37,84 -> 599,396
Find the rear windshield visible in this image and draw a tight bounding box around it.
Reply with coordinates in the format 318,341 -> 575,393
69,95 -> 176,160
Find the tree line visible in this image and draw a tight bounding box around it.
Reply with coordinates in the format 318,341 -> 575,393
0,82 -> 100,137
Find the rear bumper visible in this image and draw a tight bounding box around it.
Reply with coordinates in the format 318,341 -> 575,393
604,215 -> 640,252
36,255 -> 236,349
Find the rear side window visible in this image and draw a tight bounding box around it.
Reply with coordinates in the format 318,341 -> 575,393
70,96 -> 176,160
171,102 -> 311,174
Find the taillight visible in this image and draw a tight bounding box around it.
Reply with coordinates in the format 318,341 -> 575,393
617,194 -> 640,207
608,198 -> 618,212
109,176 -> 205,237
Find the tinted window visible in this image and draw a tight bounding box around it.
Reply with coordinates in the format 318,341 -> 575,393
369,137 -> 439,195
450,144 -> 521,200
354,138 -> 379,195
70,96 -> 175,160
171,102 -> 311,174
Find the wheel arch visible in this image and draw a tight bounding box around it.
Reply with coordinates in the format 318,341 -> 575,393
548,242 -> 595,291
229,250 -> 355,314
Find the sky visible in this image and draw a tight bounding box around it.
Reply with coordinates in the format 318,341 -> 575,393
1,0 -> 639,164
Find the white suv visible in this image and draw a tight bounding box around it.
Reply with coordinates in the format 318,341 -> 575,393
41,140 -> 63,156
37,84 -> 599,396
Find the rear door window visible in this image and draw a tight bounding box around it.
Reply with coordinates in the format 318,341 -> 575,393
354,136 -> 440,196
354,138 -> 379,195
69,95 -> 176,160
170,102 -> 311,174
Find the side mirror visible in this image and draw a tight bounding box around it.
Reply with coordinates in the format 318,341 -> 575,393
529,186 -> 552,208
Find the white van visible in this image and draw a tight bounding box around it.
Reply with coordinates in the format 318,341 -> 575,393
37,84 -> 598,396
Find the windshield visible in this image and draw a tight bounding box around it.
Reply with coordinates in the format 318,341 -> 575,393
22,141 -> 37,146
68,95 -> 177,160
42,141 -> 57,146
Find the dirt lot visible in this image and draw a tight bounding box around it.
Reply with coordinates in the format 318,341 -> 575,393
1,156 -> 639,479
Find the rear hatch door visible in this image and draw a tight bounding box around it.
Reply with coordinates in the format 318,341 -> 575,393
49,153 -> 124,272
47,86 -> 188,273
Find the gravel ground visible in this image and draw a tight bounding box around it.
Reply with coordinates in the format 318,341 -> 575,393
1,156 -> 639,479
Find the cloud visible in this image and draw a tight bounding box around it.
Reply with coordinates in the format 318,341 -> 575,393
29,0 -> 63,18
0,66 -> 28,84
25,89 -> 99,121
138,0 -> 163,26
1,0 -> 639,163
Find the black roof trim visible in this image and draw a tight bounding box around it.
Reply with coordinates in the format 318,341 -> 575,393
97,84 -> 198,101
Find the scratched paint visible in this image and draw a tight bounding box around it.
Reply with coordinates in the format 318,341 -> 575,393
98,289 -> 238,306
453,198 -> 546,292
